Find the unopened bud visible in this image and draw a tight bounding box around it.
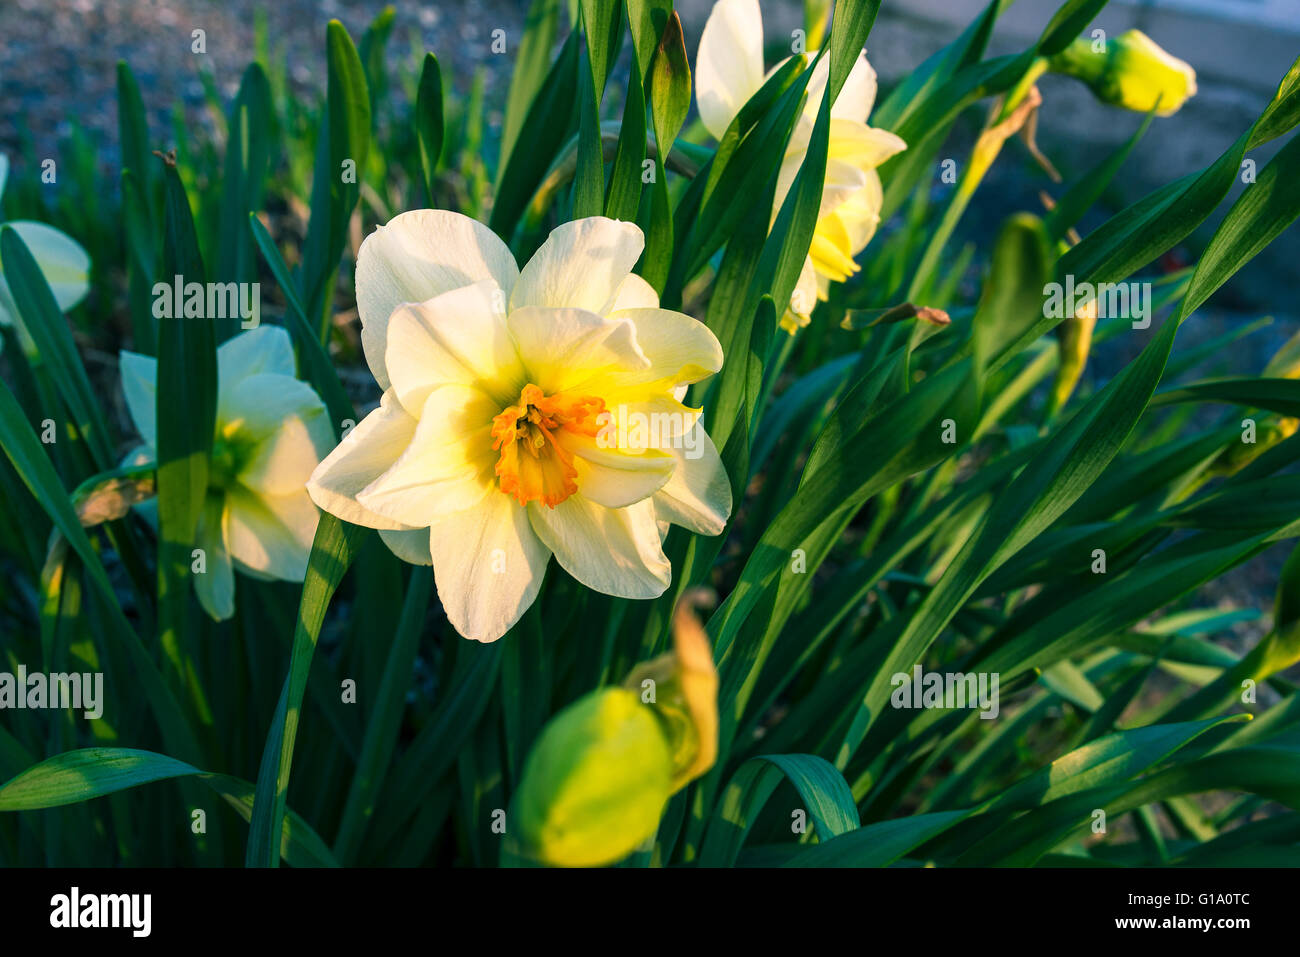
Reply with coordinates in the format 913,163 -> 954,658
1051,30 -> 1196,116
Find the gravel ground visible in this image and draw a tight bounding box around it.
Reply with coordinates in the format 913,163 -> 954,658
0,0 -> 526,170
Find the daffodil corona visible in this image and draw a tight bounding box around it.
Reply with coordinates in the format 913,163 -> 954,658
696,0 -> 906,332
308,212 -> 732,643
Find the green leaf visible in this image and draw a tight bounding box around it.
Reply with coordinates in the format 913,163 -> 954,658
0,748 -> 337,867
332,566 -> 432,864
500,0 -> 564,186
1045,110 -> 1153,243
626,0 -> 672,82
214,62 -> 273,322
699,755 -> 858,866
0,377 -> 202,766
301,20 -> 370,339
0,227 -> 116,470
246,513 -> 366,867
580,0 -> 621,95
826,0 -> 882,105
248,214 -> 355,437
414,53 -> 444,204
1036,0 -> 1111,57
490,30 -> 580,240
971,213 -> 1051,383
573,49 -> 606,219
604,58 -> 646,220
785,810 -> 970,867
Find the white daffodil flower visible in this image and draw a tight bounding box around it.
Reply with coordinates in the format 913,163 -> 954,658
120,325 -> 333,620
696,0 -> 906,332
0,154 -> 92,329
308,211 -> 732,643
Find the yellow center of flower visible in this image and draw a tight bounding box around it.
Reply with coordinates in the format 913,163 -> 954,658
490,384 -> 606,508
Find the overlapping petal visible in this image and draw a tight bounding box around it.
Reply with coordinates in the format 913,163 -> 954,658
529,497 -> 670,600
306,390 -> 420,531
356,209 -> 520,391
384,279 -> 525,411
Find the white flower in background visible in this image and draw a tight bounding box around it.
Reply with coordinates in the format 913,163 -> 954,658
696,0 -> 906,332
120,326 -> 333,620
0,154 -> 92,329
308,211 -> 731,643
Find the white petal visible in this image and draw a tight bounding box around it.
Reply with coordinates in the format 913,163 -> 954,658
829,120 -> 906,169
528,497 -> 670,599
1,220 -> 90,314
384,279 -> 524,412
797,49 -> 879,127
379,527 -> 433,565
429,493 -> 551,642
194,494 -> 235,621
307,390 -> 420,531
356,209 -> 520,391
237,406 -> 332,497
697,0 -> 766,140
507,306 -> 649,395
216,325 -> 297,388
609,273 -> 660,312
602,307 -> 723,389
119,350 -> 158,447
356,384 -> 497,526
225,484 -> 319,582
834,51 -> 879,124
787,255 -> 819,325
564,431 -> 675,508
652,422 -> 731,536
219,372 -> 327,444
509,217 -> 644,315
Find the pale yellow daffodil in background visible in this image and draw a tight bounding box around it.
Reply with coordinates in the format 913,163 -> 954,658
696,0 -> 906,332
308,211 -> 732,643
0,154 -> 91,331
120,325 -> 333,620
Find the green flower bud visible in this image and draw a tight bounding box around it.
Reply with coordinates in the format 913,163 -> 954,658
514,687 -> 673,868
1051,30 -> 1196,116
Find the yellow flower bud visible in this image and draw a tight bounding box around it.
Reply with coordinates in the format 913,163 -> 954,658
514,688 -> 673,867
1052,30 -> 1196,116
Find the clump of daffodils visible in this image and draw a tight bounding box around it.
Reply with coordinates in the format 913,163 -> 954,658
308,212 -> 732,643
696,0 -> 906,332
120,326 -> 333,620
513,596 -> 719,867
1050,29 -> 1197,116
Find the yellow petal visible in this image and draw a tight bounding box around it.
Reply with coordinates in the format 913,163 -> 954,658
563,431 -> 676,509
507,305 -> 649,395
